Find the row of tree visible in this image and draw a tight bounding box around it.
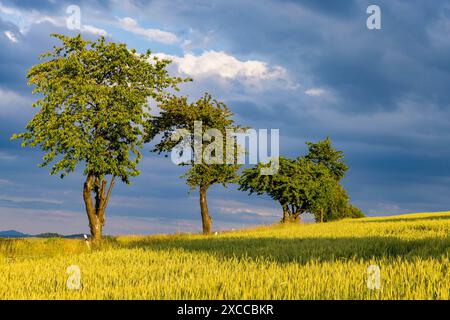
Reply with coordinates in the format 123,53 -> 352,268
13,34 -> 363,242
239,138 -> 364,224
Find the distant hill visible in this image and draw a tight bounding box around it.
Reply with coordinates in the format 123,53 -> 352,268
0,230 -> 86,239
0,230 -> 30,238
34,232 -> 62,238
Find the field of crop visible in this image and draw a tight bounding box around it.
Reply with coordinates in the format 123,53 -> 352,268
1,212 -> 449,299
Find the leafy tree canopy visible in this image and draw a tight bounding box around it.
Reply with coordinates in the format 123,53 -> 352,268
240,138 -> 363,223
239,157 -> 334,222
13,33 -> 186,183
305,137 -> 348,181
151,93 -> 243,190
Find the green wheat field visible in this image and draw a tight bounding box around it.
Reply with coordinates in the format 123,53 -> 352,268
1,211 -> 449,300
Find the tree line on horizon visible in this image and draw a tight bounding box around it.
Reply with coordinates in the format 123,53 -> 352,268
12,34 -> 363,242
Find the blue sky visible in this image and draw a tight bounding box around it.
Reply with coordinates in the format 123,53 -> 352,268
1,0 -> 450,235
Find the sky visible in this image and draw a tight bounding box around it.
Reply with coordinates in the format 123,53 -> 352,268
1,0 -> 450,235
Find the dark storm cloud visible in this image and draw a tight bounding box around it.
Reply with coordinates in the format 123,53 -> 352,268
127,0 -> 450,112
0,17 -> 29,92
0,18 -> 72,93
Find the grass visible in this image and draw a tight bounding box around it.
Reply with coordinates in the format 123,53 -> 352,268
1,211 -> 450,299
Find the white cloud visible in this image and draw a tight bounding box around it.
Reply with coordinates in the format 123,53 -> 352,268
305,87 -> 327,97
0,87 -> 31,117
29,16 -> 108,37
214,199 -> 279,218
219,206 -> 278,218
0,152 -> 16,161
367,202 -> 407,216
81,24 -> 108,36
0,2 -> 20,15
0,2 -> 107,36
4,30 -> 18,42
118,17 -> 178,44
155,51 -> 290,87
0,194 -> 63,205
0,179 -> 10,185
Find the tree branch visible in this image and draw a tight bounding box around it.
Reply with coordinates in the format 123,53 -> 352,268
101,176 -> 116,211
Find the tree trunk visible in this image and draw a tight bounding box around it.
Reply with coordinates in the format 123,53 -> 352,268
292,210 -> 302,223
281,203 -> 290,223
83,174 -> 115,243
320,209 -> 324,223
89,214 -> 103,243
199,186 -> 212,235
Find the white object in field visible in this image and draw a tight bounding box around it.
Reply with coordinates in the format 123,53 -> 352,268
66,265 -> 81,290
366,265 -> 381,290
214,232 -> 218,236
83,234 -> 91,250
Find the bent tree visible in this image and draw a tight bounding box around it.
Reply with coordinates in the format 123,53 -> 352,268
12,34 -> 184,242
239,157 -> 327,223
240,138 -> 363,223
150,94 -> 242,235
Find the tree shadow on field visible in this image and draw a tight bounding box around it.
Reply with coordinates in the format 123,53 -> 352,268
123,235 -> 450,265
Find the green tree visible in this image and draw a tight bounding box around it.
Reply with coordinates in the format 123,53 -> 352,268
150,94 -> 242,235
309,180 -> 347,223
305,138 -> 364,221
305,137 -> 348,181
12,34 -> 185,242
239,157 -> 328,223
238,158 -> 289,221
341,204 -> 365,219
240,138 -> 363,223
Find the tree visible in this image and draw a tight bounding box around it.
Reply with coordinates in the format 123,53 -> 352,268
12,34 -> 185,242
341,204 -> 365,219
239,157 -> 328,223
305,138 -> 364,221
240,138 -> 364,223
305,137 -> 348,181
309,180 -> 348,223
311,190 -> 365,222
150,93 -> 243,235
239,158 -> 289,221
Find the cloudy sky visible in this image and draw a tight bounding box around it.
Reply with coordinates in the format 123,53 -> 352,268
1,0 -> 450,235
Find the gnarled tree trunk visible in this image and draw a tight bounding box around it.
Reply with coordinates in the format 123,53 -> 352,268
292,204 -> 303,223
199,186 -> 212,235
280,203 -> 304,223
83,174 -> 115,243
281,203 -> 290,223
292,205 -> 302,223
292,212 -> 301,222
